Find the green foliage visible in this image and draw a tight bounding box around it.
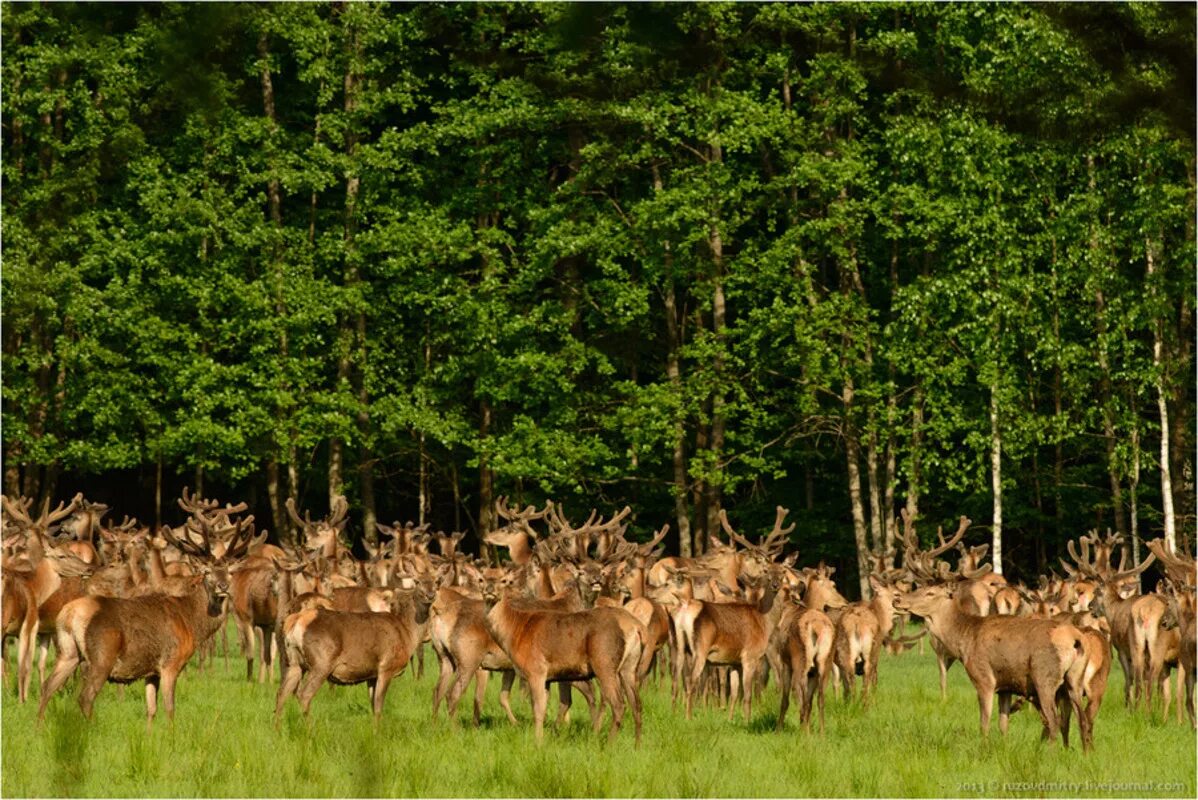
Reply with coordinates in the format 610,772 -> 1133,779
2,3 -> 1193,581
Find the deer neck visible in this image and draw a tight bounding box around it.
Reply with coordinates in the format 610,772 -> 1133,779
536,563 -> 556,599
871,594 -> 896,638
508,533 -> 533,566
924,598 -> 980,657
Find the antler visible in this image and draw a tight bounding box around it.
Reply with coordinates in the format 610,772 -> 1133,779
161,521 -> 211,559
926,516 -> 971,559
178,486 -> 220,517
1145,538 -> 1196,588
638,523 -> 670,556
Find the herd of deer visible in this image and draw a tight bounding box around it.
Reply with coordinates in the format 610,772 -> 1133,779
2,490 -> 1194,751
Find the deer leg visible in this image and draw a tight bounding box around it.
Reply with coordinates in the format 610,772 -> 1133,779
17,617 -> 37,704
1163,667 -> 1173,720
415,642 -> 424,680
258,627 -> 270,684
430,644 -> 453,719
529,675 -> 550,742
742,660 -> 758,723
160,667 -> 183,723
812,666 -> 827,733
1033,682 -> 1060,745
79,634 -> 119,720
686,646 -> 709,720
974,675 -> 996,738
446,657 -> 482,722
296,665 -> 332,716
473,668 -> 489,727
598,672 -> 625,742
997,692 -> 1012,736
776,663 -> 792,731
499,669 -> 518,724
555,682 -> 573,726
37,634 -> 80,723
1185,668 -> 1195,729
573,680 -> 600,727
937,652 -> 948,700
619,660 -> 642,747
275,664 -> 304,723
372,671 -> 395,722
37,636 -> 51,688
1116,645 -> 1133,707
144,677 -> 159,732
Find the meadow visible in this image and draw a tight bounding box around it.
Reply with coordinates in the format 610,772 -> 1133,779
3,628 -> 1195,798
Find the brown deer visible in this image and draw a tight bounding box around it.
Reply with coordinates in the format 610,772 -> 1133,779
1,569 -> 39,702
36,547 -> 233,728
774,595 -> 835,732
895,584 -> 1092,749
1146,539 -> 1196,727
683,571 -> 779,723
1063,532 -> 1159,709
898,513 -> 980,699
482,570 -> 647,743
833,574 -> 899,704
275,586 -> 432,723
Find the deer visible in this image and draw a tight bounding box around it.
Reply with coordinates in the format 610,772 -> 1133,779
682,537 -> 782,723
895,583 -> 1093,749
832,573 -> 900,705
897,513 -> 983,699
1,568 -> 39,702
275,584 -> 432,724
482,567 -> 648,744
1145,538 -> 1196,727
773,582 -> 835,732
1062,532 -> 1160,710
35,519 -> 243,729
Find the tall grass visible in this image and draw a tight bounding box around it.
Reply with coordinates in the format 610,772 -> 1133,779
3,625 -> 1194,797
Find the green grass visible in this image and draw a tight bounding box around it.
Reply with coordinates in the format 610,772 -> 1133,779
3,624 -> 1195,797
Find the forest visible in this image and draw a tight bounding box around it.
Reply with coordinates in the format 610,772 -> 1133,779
3,2 -> 1194,597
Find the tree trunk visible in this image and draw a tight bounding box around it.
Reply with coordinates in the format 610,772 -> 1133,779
479,401 -> 495,539
266,459 -> 286,540
1145,236 -> 1176,552
843,373 -> 871,600
655,163 -> 692,558
990,385 -> 1004,576
905,384 -> 923,523
705,208 -> 727,549
1130,397 -> 1142,565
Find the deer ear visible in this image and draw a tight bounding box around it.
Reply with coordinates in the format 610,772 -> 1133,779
868,574 -> 883,592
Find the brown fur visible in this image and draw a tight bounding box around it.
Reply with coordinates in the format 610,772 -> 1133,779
36,573 -> 227,727
2,573 -> 39,701
897,585 -> 1091,749
484,590 -> 645,744
275,592 -> 430,722
775,605 -> 834,732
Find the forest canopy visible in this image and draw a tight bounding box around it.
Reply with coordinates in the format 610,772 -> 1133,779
2,2 -> 1193,596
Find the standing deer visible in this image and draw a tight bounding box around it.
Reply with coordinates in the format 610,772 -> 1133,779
895,584 -> 1093,749
35,534 -> 236,728
482,570 -> 647,744
275,585 -> 432,723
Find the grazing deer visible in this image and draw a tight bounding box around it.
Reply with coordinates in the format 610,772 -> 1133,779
482,570 -> 647,744
36,559 -> 231,728
684,573 -> 778,723
896,584 -> 1092,749
275,586 -> 432,723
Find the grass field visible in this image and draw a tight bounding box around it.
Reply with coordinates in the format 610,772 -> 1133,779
3,624 -> 1195,798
